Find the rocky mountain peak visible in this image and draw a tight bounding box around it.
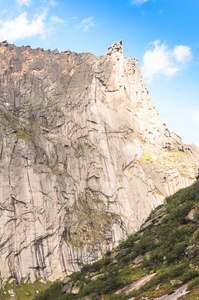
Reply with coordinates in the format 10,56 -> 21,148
107,40 -> 123,54
0,42 -> 198,284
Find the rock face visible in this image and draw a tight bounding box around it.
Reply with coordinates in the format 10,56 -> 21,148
0,40 -> 198,284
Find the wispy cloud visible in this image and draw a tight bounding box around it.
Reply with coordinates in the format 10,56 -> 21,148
50,16 -> 65,24
49,0 -> 58,6
66,16 -> 77,23
0,9 -> 7,15
0,11 -> 47,42
194,111 -> 199,123
15,0 -> 31,6
131,0 -> 150,5
142,40 -> 192,81
76,17 -> 95,32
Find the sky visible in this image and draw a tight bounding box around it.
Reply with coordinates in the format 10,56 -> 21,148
0,0 -> 198,146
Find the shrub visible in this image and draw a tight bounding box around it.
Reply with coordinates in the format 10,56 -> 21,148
35,281 -> 70,300
169,264 -> 188,278
166,241 -> 187,263
70,271 -> 85,282
81,263 -> 92,273
180,269 -> 199,283
107,294 -> 124,300
192,229 -> 199,242
119,234 -> 137,249
81,259 -> 105,273
149,249 -> 164,263
188,275 -> 199,290
134,233 -> 156,255
80,269 -> 123,297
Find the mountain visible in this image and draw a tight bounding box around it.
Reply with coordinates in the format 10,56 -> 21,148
0,40 -> 198,285
2,179 -> 199,299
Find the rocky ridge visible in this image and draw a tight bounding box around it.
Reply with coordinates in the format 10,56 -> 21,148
0,40 -> 198,284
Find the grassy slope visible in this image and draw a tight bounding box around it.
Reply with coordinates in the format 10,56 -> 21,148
2,181 -> 199,300
0,279 -> 53,300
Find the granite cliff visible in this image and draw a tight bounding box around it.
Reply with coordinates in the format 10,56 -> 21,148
0,40 -> 198,284
34,180 -> 199,300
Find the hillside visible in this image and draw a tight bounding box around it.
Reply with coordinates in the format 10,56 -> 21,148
28,180 -> 199,299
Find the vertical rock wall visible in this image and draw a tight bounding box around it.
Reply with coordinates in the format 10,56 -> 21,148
0,40 -> 198,283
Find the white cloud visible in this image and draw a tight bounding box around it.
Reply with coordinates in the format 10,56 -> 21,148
173,45 -> 192,63
50,16 -> 65,24
0,11 -> 47,42
66,16 -> 77,23
131,0 -> 149,5
15,0 -> 31,6
142,40 -> 192,81
49,0 -> 58,6
76,17 -> 95,32
194,111 -> 199,123
41,0 -> 58,6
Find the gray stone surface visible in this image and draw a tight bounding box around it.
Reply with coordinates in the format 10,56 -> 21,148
0,41 -> 198,283
154,284 -> 188,300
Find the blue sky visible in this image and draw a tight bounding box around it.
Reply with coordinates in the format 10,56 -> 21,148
0,0 -> 198,146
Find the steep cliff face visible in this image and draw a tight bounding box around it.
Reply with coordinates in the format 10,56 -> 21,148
0,40 -> 198,284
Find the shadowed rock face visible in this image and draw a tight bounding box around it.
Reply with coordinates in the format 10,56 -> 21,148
0,40 -> 198,283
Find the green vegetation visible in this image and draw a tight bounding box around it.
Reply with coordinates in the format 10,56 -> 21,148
0,278 -> 53,300
32,281 -> 75,300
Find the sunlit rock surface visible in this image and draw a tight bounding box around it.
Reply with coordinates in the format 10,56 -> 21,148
0,40 -> 198,283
